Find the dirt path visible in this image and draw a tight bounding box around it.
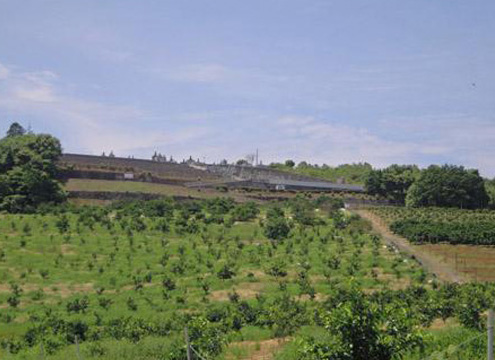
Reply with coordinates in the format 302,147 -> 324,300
355,210 -> 469,284
226,338 -> 289,360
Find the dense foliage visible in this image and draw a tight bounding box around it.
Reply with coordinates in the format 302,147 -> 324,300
484,178 -> 495,208
0,123 -> 65,213
406,165 -> 489,209
263,206 -> 291,240
390,219 -> 495,245
372,206 -> 495,245
366,164 -> 489,209
298,286 -> 423,360
365,165 -> 420,204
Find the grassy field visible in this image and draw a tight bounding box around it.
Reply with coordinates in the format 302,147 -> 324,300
65,179 -> 218,198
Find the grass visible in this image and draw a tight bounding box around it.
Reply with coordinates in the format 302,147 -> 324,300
65,178 -> 215,197
415,243 -> 495,282
65,178 -> 302,203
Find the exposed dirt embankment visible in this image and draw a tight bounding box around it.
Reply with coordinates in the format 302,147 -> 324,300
355,210 -> 469,284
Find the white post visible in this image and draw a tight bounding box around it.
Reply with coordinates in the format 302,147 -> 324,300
488,309 -> 494,360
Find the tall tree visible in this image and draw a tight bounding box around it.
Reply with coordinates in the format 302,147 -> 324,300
0,124 -> 65,212
406,164 -> 489,209
6,122 -> 26,137
285,159 -> 295,168
365,165 -> 420,204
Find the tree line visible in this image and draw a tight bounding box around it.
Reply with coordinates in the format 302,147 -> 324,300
365,164 -> 489,209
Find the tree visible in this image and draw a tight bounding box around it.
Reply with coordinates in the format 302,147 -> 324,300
0,125 -> 65,212
406,165 -> 489,209
285,159 -> 295,168
289,196 -> 319,226
299,288 -> 423,360
365,165 -> 420,204
217,263 -> 236,280
230,202 -> 259,221
7,282 -> 22,308
236,159 -> 249,166
264,214 -> 290,240
268,293 -> 307,337
485,178 -> 495,208
6,122 -> 26,137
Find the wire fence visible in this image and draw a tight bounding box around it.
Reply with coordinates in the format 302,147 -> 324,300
190,345 -> 208,360
20,327 -> 494,360
422,332 -> 485,360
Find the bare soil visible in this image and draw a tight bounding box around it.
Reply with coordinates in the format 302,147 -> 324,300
209,282 -> 265,301
227,338 -> 289,360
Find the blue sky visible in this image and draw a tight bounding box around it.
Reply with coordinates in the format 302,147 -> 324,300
1,0 -> 495,175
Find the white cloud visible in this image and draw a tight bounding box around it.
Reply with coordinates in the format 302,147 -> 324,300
1,61 -> 494,177
13,86 -> 56,103
0,62 -> 210,156
277,113 -> 495,177
2,66 -> 58,102
275,115 -> 416,166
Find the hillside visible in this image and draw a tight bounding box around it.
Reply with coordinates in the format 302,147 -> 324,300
59,154 -> 222,183
58,154 -> 368,204
269,162 -> 372,185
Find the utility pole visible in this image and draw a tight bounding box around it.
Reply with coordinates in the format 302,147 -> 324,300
489,309 -> 494,360
184,327 -> 192,360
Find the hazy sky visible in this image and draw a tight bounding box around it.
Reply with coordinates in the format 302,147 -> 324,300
1,0 -> 494,175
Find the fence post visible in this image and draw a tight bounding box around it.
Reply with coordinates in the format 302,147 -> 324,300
39,342 -> 45,360
184,327 -> 192,360
488,309 -> 494,360
75,334 -> 82,360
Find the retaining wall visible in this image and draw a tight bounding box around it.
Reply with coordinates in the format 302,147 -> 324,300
60,154 -> 221,182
